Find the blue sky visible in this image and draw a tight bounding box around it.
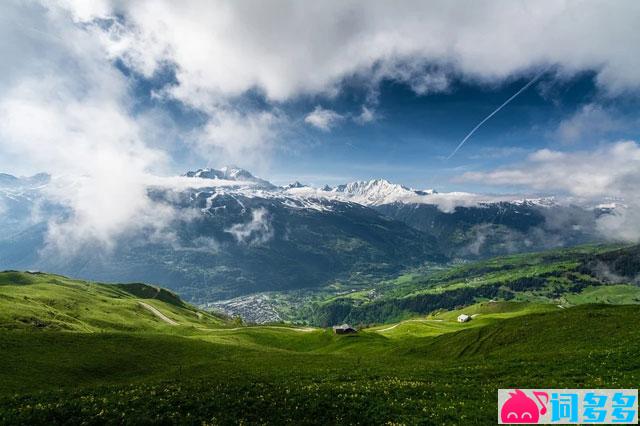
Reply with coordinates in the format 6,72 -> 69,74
129,63 -> 637,192
1,0 -> 639,246
0,0 -> 639,195
266,72 -> 601,189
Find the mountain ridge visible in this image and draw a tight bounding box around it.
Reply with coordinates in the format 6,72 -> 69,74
0,167 -> 617,303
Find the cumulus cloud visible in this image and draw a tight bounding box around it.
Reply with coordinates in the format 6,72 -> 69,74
461,141 -> 640,198
226,208 -> 274,245
44,0 -> 640,173
2,0 -> 640,252
461,141 -> 640,242
304,106 -> 343,131
555,104 -> 629,144
195,110 -> 283,168
0,2 -> 174,251
58,0 -> 640,101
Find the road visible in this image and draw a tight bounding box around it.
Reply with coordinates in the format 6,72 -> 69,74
139,301 -> 179,325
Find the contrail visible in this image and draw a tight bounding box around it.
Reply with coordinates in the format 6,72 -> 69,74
447,69 -> 547,159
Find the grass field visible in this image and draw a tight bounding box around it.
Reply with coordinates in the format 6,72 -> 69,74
0,271 -> 226,333
0,271 -> 639,424
299,244 -> 640,326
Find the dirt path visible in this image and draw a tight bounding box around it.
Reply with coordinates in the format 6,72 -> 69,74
376,319 -> 444,332
197,325 -> 317,333
139,301 -> 179,325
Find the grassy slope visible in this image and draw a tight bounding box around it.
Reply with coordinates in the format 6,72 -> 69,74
564,284 -> 640,304
368,301 -> 559,339
0,271 -> 226,333
304,244 -> 640,325
1,305 -> 638,424
0,270 -> 639,424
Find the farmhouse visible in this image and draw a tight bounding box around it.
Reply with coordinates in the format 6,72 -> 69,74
333,324 -> 357,334
457,314 -> 471,323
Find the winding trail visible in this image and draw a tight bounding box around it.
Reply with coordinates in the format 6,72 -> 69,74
376,319 -> 444,333
139,301 -> 179,325
197,325 -> 316,332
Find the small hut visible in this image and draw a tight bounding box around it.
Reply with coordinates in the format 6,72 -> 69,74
457,314 -> 471,323
332,324 -> 357,334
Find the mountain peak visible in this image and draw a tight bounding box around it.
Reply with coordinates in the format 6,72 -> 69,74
284,181 -> 307,189
329,178 -> 420,205
0,172 -> 50,189
184,167 -> 276,189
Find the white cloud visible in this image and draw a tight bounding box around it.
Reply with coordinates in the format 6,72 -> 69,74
461,141 -> 640,241
195,110 -> 283,169
48,0 -> 640,170
354,106 -> 376,124
555,104 -> 628,144
0,76 -> 174,251
461,141 -> 640,198
2,0 -> 640,250
0,2 -> 174,251
304,106 -> 343,131
226,208 -> 274,245
58,0 -> 640,103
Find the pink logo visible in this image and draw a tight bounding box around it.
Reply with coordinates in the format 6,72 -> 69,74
501,389 -> 549,423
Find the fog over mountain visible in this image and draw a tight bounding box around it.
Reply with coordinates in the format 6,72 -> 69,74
0,167 -> 619,302
1,0 -> 639,308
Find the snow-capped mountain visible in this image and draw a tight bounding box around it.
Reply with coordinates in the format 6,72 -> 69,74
0,172 -> 49,189
283,178 -> 440,206
179,168 -> 611,259
0,173 -> 52,240
325,179 -> 419,205
283,181 -> 307,189
182,168 -> 447,209
181,168 -> 565,211
0,167 -> 613,302
184,167 -> 276,189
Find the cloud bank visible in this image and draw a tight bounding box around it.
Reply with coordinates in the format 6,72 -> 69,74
461,141 -> 640,198
55,0 -> 640,173
1,0 -> 640,249
0,2 -> 172,250
461,141 -> 640,241
71,0 -> 640,100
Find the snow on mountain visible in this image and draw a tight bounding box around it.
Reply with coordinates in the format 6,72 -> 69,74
0,173 -> 19,187
0,167 -> 617,215
284,179 -> 559,211
327,179 -> 418,205
184,167 -> 276,189
283,181 -> 307,189
179,169 -> 566,211
281,179 -> 423,206
0,173 -> 50,189
0,173 -> 50,206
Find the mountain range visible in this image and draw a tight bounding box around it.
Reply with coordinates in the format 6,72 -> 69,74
0,167 -> 617,303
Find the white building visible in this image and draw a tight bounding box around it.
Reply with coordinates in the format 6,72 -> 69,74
457,314 -> 471,323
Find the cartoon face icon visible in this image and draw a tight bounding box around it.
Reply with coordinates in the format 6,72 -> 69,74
501,389 -> 548,423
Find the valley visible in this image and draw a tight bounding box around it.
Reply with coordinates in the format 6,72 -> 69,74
1,170 -> 639,424
1,248 -> 639,424
0,168 -> 615,304
210,244 -> 640,326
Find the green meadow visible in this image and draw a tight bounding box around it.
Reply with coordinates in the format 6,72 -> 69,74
1,270 -> 639,424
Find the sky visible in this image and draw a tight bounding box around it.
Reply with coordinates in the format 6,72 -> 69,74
1,0 -> 640,245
